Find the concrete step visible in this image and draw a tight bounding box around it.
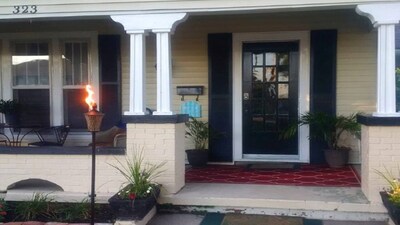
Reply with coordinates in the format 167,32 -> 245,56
159,183 -> 389,222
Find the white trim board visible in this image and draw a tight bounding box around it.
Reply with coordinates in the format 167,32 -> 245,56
232,31 -> 310,163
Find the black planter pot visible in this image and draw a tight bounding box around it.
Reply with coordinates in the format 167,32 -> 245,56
108,188 -> 160,220
186,149 -> 208,167
380,191 -> 400,225
324,149 -> 349,168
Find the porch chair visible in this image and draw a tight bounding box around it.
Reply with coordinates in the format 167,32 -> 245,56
0,127 -> 8,146
28,125 -> 70,147
89,125 -> 125,147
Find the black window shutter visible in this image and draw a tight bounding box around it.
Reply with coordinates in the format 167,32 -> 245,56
208,33 -> 233,162
310,30 -> 337,164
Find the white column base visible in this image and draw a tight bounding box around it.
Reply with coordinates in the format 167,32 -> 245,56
153,111 -> 174,116
372,112 -> 400,117
124,111 -> 146,116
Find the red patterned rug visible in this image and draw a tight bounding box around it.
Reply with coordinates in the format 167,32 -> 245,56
185,164 -> 360,187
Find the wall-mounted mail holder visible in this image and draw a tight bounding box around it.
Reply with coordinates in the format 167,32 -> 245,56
176,86 -> 204,101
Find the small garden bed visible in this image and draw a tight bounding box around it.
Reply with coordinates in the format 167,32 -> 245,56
0,196 -> 114,223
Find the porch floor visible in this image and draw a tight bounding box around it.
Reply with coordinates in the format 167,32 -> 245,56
185,164 -> 360,187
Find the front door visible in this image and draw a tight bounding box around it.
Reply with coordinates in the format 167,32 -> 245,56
242,42 -> 299,158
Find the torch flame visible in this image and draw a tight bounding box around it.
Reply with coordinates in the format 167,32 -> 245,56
85,85 -> 96,111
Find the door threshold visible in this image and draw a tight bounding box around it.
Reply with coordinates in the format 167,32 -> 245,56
238,154 -> 307,163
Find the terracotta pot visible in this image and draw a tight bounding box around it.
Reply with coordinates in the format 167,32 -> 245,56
186,149 -> 208,167
324,149 -> 349,168
380,191 -> 400,225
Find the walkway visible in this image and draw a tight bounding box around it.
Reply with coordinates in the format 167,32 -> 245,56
149,213 -> 388,225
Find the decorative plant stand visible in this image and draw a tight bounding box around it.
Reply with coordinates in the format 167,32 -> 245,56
380,192 -> 400,225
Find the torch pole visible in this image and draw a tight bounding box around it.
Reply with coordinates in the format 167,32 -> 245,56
91,131 -> 96,225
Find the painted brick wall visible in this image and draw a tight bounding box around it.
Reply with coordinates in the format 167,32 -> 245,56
0,154 -> 125,193
0,123 -> 186,196
361,125 -> 400,202
126,123 -> 186,194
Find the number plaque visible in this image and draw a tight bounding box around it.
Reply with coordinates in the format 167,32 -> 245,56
12,5 -> 38,14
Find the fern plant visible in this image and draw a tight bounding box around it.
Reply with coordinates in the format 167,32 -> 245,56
185,117 -> 210,150
282,112 -> 360,150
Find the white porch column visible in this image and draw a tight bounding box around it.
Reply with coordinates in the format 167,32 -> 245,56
111,15 -> 147,115
111,13 -> 187,116
153,31 -> 173,115
127,31 -> 147,115
356,3 -> 400,116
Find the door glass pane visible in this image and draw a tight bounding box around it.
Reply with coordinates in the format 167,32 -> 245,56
266,83 -> 276,99
265,67 -> 276,82
278,53 -> 289,65
252,67 -> 263,83
278,100 -> 289,115
252,83 -> 263,98
252,53 -> 263,66
278,70 -> 289,82
265,53 -> 276,66
264,99 -> 275,115
278,84 -> 289,99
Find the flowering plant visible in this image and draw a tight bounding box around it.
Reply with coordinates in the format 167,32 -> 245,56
376,167 -> 400,207
0,198 -> 7,222
111,147 -> 165,200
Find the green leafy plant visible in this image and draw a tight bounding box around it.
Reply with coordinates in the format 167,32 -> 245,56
0,99 -> 19,115
110,147 -> 165,200
185,117 -> 211,150
376,167 -> 400,207
282,112 -> 360,150
0,198 -> 7,222
396,67 -> 400,75
14,193 -> 53,221
51,200 -> 90,222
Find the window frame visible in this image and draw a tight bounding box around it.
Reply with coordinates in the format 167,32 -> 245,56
0,31 -> 99,127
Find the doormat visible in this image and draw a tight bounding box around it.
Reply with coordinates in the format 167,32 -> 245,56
185,164 -> 360,187
221,214 -> 302,225
245,163 -> 298,169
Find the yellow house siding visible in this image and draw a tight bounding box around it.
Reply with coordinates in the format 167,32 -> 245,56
337,31 -> 377,115
125,10 -> 375,119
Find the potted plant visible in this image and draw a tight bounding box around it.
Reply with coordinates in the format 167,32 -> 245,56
185,117 -> 211,167
0,99 -> 20,125
376,168 -> 400,225
108,148 -> 165,220
282,112 -> 360,168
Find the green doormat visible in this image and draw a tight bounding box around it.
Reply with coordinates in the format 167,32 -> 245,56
200,213 -> 225,225
221,214 -> 303,225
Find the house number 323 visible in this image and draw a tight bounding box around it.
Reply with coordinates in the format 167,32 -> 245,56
13,5 -> 38,14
